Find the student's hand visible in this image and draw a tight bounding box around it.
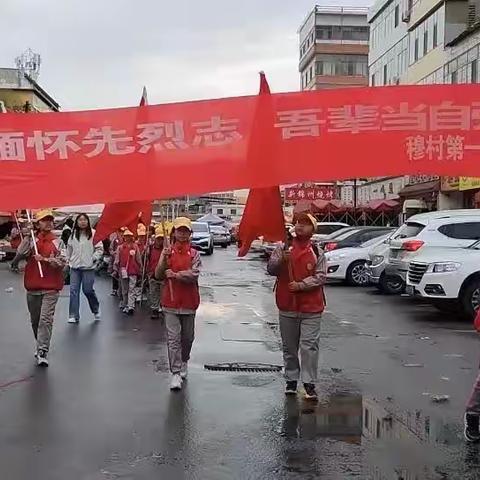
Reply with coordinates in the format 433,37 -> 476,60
129,249 -> 136,256
165,269 -> 177,279
34,254 -> 44,262
163,246 -> 172,256
288,281 -> 301,292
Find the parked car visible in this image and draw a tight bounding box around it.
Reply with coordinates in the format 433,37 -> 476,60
385,209 -> 480,286
325,233 -> 391,286
312,222 -> 349,242
211,225 -> 231,248
321,226 -> 395,252
366,232 -> 406,295
405,241 -> 480,318
191,222 -> 214,255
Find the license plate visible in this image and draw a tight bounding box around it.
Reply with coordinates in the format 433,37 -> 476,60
406,285 -> 415,296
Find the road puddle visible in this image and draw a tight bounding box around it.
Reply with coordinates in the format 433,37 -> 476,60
275,393 -> 471,479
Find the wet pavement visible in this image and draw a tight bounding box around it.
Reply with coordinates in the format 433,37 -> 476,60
1,248 -> 480,479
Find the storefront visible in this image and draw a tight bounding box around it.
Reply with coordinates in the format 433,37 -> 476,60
438,177 -> 480,210
398,178 -> 440,219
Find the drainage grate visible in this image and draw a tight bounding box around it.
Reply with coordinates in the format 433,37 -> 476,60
204,362 -> 283,373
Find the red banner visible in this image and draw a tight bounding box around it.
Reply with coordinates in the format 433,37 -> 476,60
1,84 -> 480,210
285,186 -> 337,202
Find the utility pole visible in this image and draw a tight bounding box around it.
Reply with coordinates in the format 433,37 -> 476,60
353,178 -> 358,225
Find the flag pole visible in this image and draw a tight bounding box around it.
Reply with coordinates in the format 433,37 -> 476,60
25,210 -> 44,278
138,217 -> 150,309
160,204 -> 174,302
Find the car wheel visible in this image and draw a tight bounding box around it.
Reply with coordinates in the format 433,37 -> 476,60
346,261 -> 369,287
460,277 -> 480,319
205,244 -> 214,256
221,244 -> 228,249
378,272 -> 405,295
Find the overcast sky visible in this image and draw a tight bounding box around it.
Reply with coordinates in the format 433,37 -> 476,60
2,0 -> 372,111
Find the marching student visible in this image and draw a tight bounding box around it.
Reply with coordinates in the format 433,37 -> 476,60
267,213 -> 326,401
66,213 -> 103,324
114,229 -> 142,315
16,209 -> 66,367
156,217 -> 201,391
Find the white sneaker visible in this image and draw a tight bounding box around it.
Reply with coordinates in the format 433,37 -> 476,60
68,317 -> 79,324
37,351 -> 49,367
94,311 -> 101,321
180,362 -> 188,379
170,374 -> 182,391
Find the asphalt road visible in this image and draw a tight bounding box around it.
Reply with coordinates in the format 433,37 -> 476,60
0,248 -> 480,480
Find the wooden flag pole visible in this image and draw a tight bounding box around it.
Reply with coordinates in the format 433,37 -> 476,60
26,210 -> 44,278
160,205 -> 174,302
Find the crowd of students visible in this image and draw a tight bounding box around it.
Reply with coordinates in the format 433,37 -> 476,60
8,208 -> 480,443
12,211 -> 201,391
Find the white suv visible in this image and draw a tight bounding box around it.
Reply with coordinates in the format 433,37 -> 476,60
406,242 -> 480,318
385,210 -> 480,285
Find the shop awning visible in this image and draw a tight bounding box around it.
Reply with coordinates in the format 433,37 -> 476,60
398,180 -> 440,198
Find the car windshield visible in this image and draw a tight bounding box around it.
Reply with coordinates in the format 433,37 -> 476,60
211,226 -> 225,233
323,227 -> 356,241
192,223 -> 209,233
332,228 -> 363,241
360,234 -> 389,248
393,221 -> 425,239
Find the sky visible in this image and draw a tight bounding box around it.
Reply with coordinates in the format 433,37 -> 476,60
2,0 -> 373,111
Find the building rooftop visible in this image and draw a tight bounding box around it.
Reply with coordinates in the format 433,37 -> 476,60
299,5 -> 369,32
0,67 -> 59,111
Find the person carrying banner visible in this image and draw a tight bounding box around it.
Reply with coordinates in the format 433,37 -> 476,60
155,217 -> 201,391
148,226 -> 165,319
66,213 -> 103,324
267,213 -> 326,401
15,209 -> 66,367
113,229 -> 142,315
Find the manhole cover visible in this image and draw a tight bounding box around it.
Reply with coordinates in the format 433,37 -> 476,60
204,362 -> 282,372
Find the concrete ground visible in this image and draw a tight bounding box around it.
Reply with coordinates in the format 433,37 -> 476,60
1,248 -> 480,479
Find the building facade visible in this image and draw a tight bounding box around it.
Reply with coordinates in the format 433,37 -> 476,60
0,68 -> 59,112
299,5 -> 370,90
368,0 -> 480,211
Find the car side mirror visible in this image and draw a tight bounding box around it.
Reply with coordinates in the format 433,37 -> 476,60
384,238 -> 391,245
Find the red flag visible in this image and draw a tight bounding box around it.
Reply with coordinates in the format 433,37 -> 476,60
139,86 -> 148,106
237,73 -> 285,257
93,87 -> 152,244
93,200 -> 152,243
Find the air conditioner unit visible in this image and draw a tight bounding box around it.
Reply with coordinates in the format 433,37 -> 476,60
402,0 -> 412,22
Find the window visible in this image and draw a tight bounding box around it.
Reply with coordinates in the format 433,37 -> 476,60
433,23 -> 438,48
364,408 -> 370,429
371,73 -> 376,86
452,71 -> 458,84
383,64 -> 388,85
414,38 -> 419,61
230,209 -> 237,215
316,61 -> 324,75
216,208 -> 224,215
376,419 -> 381,438
395,5 -> 400,27
393,222 -> 425,239
423,30 -> 428,55
472,60 -> 478,83
438,222 -> 480,240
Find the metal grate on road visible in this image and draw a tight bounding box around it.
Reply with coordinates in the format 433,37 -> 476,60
204,362 -> 283,373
